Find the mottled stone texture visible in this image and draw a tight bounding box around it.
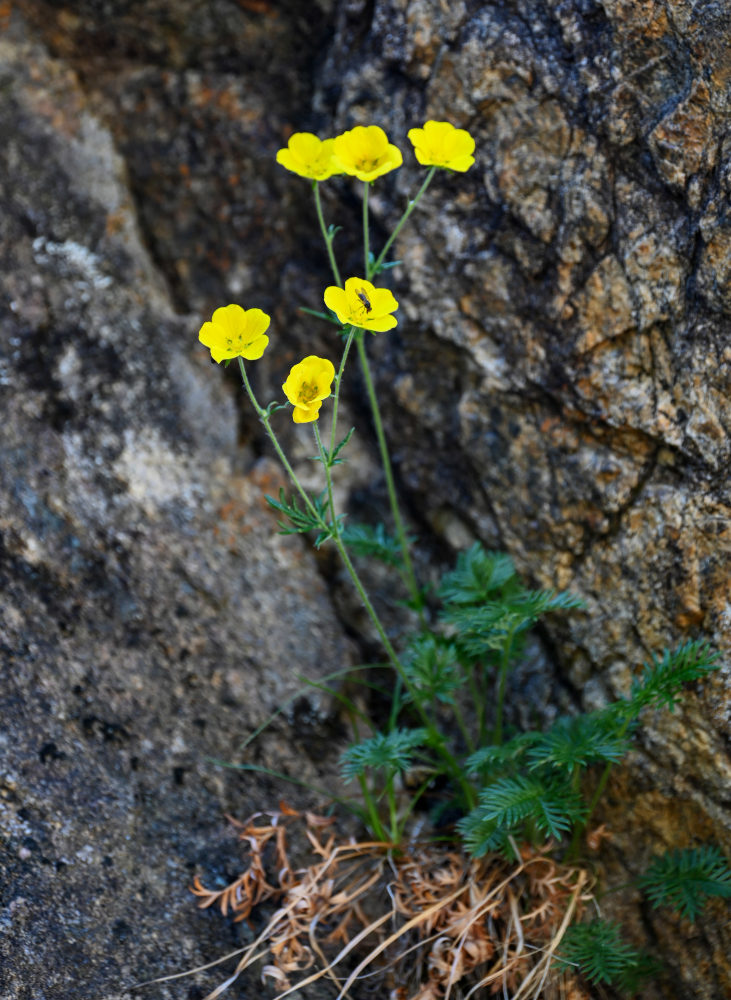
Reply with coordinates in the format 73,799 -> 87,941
0,7 -> 349,999
2,0 -> 731,998
319,3 -> 731,996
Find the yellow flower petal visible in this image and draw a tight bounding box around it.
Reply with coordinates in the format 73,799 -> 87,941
282,356 -> 336,423
325,278 -> 398,332
292,401 -> 322,423
332,126 -> 403,182
198,304 -> 271,364
275,133 -> 342,181
407,120 -> 475,172
324,285 -> 349,322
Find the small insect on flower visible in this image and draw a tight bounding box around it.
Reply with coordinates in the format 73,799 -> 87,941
324,277 -> 398,333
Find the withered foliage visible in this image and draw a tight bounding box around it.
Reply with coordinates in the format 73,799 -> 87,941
188,805 -> 594,1000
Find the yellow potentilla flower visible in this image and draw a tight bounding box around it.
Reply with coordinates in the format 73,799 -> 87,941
198,304 -> 270,364
332,126 -> 403,182
407,120 -> 476,172
324,277 -> 398,333
282,355 -> 336,424
275,132 -> 342,181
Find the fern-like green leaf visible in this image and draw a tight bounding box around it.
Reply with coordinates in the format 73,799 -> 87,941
558,919 -> 649,988
438,545 -> 517,606
265,488 -> 337,545
526,710 -> 630,772
456,814 -> 514,858
340,728 -> 429,780
638,846 -> 731,921
443,589 -> 584,660
340,522 -> 409,568
460,774 -> 584,851
465,732 -> 538,777
401,633 -> 461,705
629,640 -> 720,715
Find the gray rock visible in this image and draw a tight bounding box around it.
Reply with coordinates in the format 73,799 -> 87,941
0,12 -> 351,998
4,1 -> 731,997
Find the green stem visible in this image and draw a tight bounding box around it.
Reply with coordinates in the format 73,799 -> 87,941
567,715 -> 632,860
452,698 -> 476,755
313,180 -> 342,287
312,424 -> 474,809
370,166 -> 437,278
355,334 -> 422,614
358,773 -> 388,842
328,326 -> 356,460
237,358 -> 324,526
492,634 -> 515,746
363,180 -> 370,276
386,772 -> 399,843
467,662 -> 486,745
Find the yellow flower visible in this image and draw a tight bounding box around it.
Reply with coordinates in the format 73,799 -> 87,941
332,126 -> 403,182
324,277 -> 398,333
407,120 -> 475,172
198,304 -> 270,364
275,132 -> 342,181
282,355 -> 336,423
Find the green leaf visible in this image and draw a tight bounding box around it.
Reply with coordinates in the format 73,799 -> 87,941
557,919 -> 650,988
459,773 -> 584,853
340,728 -> 430,781
465,733 -> 537,777
265,488 -> 335,542
261,400 -> 289,418
443,588 -> 584,660
319,427 -> 355,467
628,641 -> 720,716
455,811 -> 512,858
526,711 -> 631,773
401,633 -> 462,705
340,522 -> 410,568
638,846 -> 731,921
372,258 -> 402,274
439,545 -> 517,606
298,306 -> 344,326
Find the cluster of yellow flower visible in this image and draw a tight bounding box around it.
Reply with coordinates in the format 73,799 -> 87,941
275,120 -> 475,181
198,121 -> 475,423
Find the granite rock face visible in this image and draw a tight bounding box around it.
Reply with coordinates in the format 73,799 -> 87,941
319,3 -> 731,996
3,1 -> 731,998
0,10 -> 350,999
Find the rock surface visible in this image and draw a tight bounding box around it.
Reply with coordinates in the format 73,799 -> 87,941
2,1 -> 731,998
319,2 -> 731,996
0,9 -> 351,998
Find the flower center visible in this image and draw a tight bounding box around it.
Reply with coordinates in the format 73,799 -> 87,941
355,154 -> 383,173
298,381 -> 318,404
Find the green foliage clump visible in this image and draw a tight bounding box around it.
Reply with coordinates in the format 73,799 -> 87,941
216,118 -> 727,999
558,919 -> 658,992
638,846 -> 731,921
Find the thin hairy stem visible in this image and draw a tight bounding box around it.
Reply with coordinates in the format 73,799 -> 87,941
355,334 -> 422,613
363,180 -> 370,275
492,632 -> 516,746
312,423 -> 474,810
567,716 -> 632,859
238,358 -> 324,526
370,166 -> 437,277
328,326 -> 356,459
313,180 -> 342,287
